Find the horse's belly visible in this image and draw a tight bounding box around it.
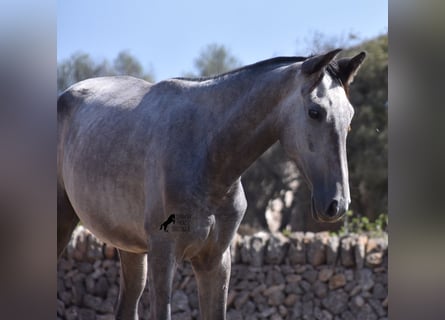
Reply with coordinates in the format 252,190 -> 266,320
76,206 -> 148,253
63,167 -> 149,253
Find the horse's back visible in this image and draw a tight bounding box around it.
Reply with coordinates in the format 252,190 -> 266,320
58,76 -> 153,114
58,76 -> 153,144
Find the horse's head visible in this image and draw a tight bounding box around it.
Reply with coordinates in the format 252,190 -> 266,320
280,49 -> 366,223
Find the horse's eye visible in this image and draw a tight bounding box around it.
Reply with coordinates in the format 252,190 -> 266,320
308,109 -> 321,120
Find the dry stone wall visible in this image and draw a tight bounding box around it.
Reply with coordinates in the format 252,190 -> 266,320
57,226 -> 388,320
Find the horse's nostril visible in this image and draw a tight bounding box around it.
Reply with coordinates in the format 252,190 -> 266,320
326,200 -> 339,217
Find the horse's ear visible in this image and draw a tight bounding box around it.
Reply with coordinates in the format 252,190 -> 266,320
337,51 -> 366,86
301,48 -> 342,75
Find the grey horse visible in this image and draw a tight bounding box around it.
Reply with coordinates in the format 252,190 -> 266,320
57,49 -> 365,319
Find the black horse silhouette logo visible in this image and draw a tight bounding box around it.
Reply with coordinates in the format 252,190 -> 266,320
160,214 -> 175,232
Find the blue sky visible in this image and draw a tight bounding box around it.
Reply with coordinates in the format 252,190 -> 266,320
58,0 -> 387,81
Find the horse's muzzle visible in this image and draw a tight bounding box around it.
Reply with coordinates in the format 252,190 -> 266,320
311,196 -> 348,223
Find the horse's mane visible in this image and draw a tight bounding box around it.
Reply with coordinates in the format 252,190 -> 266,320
174,56 -> 308,82
174,55 -> 344,90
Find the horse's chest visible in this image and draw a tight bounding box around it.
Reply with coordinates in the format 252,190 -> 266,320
173,191 -> 247,261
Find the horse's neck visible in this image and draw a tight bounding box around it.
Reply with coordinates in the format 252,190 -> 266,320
203,69 -> 293,193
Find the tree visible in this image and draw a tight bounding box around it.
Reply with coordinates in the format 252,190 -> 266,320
188,43 -> 241,77
342,35 -> 388,220
297,30 -> 361,56
57,51 -> 154,93
113,51 -> 149,80
57,52 -> 111,92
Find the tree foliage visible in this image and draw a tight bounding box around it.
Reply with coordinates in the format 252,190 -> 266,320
342,35 -> 388,220
300,30 -> 362,55
57,51 -> 154,93
187,43 -> 241,77
113,51 -> 145,78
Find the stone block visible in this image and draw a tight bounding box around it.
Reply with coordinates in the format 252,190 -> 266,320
265,233 -> 289,264
329,274 -> 347,290
326,235 -> 339,265
340,235 -> 356,267
284,293 -> 299,307
318,268 -> 334,282
307,232 -> 328,266
313,281 -> 328,298
302,269 -> 318,284
355,234 -> 368,268
288,232 -> 306,265
322,290 -> 349,315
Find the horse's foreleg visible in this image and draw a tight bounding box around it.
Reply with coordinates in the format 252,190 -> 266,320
192,247 -> 231,320
116,250 -> 147,320
147,239 -> 176,320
